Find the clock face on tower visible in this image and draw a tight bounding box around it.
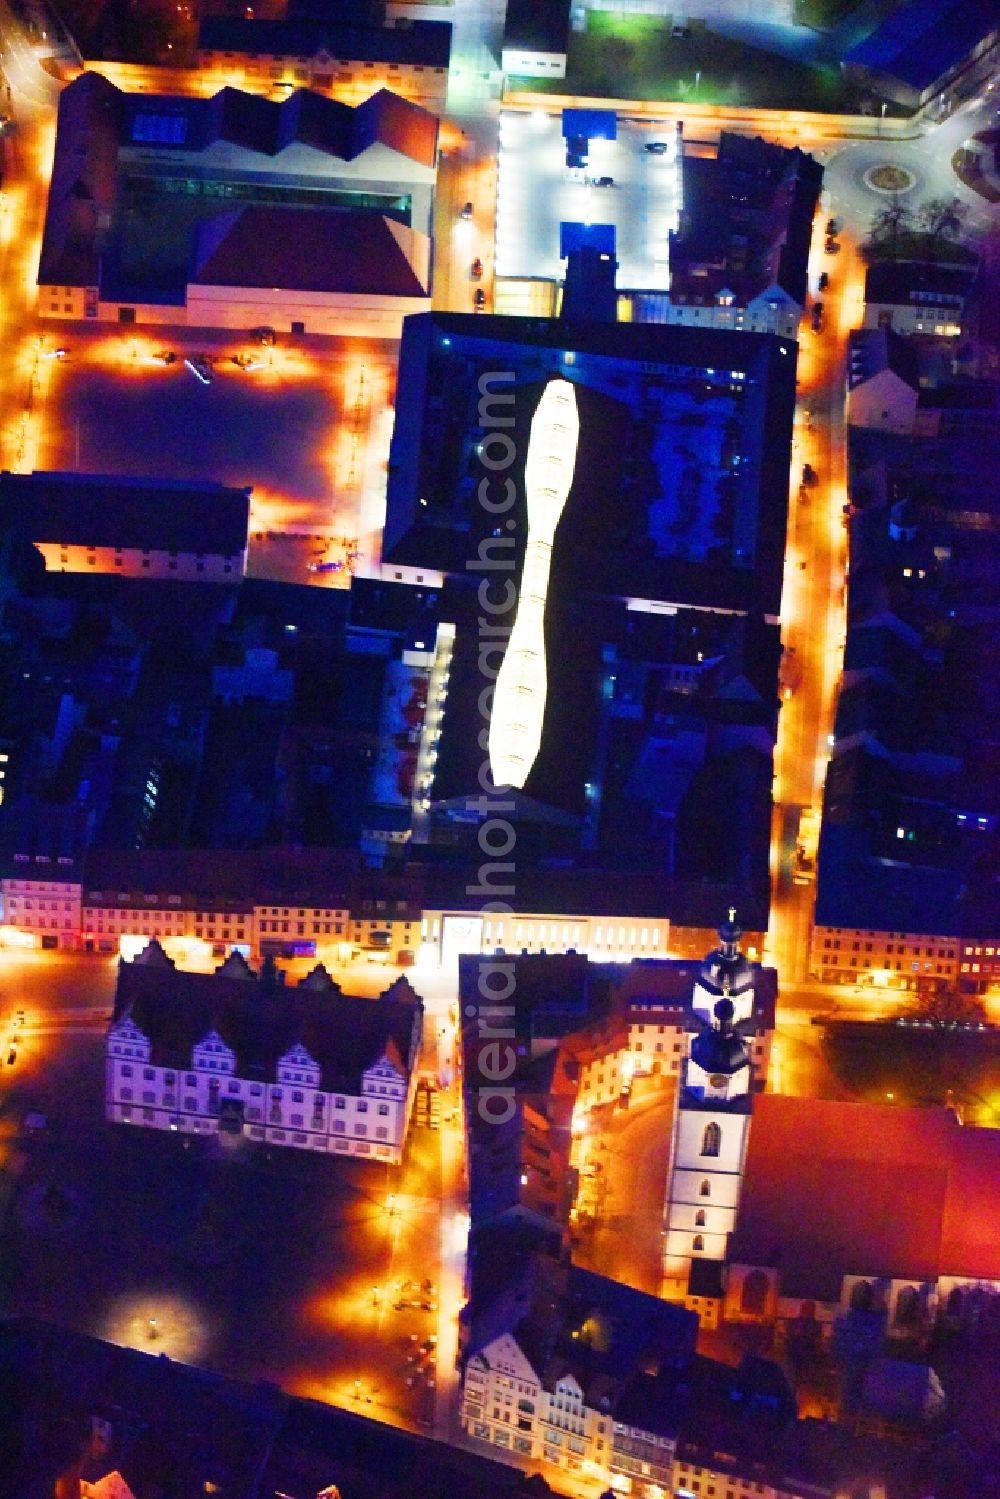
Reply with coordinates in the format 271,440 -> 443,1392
709,1074 -> 728,1089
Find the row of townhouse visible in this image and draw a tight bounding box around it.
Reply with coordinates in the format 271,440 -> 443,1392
810,925 -> 967,992
0,861 -> 421,963
462,1327 -> 900,1499
0,860 -> 765,972
193,17 -> 452,113
106,944 -> 423,1164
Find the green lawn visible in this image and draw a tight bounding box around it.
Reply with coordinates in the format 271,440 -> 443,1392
515,10 -> 893,114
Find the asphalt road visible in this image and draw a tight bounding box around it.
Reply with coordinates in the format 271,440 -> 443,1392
765,223 -> 853,986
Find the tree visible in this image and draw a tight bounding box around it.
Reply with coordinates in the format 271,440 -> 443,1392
915,195 -> 966,258
898,988 -> 987,1027
863,201 -> 914,263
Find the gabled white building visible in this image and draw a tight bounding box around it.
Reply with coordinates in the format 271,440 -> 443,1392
105,943 -> 422,1164
460,1260 -> 697,1490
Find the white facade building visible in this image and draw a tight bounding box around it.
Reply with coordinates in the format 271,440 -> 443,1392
105,944 -> 422,1164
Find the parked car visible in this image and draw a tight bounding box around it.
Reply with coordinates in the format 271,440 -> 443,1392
249,326 -> 276,345
470,257 -> 483,279
644,140 -> 669,154
473,287 -> 486,312
594,176 -> 615,187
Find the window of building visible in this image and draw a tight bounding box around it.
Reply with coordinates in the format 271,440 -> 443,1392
693,1235 -> 704,1251
701,1121 -> 721,1157
700,1179 -> 711,1196
695,1209 -> 706,1226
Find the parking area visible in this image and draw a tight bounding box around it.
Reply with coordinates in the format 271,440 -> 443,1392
496,109 -> 681,289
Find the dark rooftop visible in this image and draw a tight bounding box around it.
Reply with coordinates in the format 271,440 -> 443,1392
198,16 -> 452,69
112,944 -> 421,1092
503,0 -> 572,56
844,0 -> 999,93
0,471 -> 250,555
865,259 -> 977,306
191,207 -> 428,296
847,328 -> 921,392
385,312 -> 797,620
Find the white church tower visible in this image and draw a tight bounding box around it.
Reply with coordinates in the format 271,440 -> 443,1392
662,910 -> 764,1303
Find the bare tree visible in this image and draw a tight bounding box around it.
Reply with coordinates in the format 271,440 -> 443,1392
863,201 -> 914,263
914,196 -> 966,259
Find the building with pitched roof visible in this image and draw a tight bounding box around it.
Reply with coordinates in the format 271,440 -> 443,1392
661,912 -> 774,1304
863,260 -> 977,338
196,16 -> 452,112
0,471 -> 250,583
654,133 -> 823,340
846,329 -> 921,433
725,1094 -> 1000,1336
105,941 -> 423,1162
460,1247 -> 697,1489
38,71 -> 438,336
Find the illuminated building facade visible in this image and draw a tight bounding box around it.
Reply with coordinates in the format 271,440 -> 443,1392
460,1260 -> 696,1491
105,942 -> 422,1162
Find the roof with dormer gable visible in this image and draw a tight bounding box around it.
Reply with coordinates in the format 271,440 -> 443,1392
110,953 -> 420,1093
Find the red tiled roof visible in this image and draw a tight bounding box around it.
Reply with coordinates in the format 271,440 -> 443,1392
730,1096 -> 1000,1296
190,208 -> 429,297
